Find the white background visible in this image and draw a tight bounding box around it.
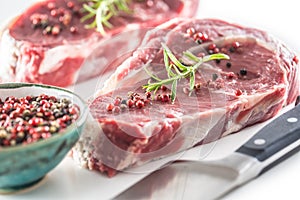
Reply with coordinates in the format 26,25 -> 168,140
0,0 -> 300,199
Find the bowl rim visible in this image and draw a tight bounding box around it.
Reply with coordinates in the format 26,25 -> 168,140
0,82 -> 88,152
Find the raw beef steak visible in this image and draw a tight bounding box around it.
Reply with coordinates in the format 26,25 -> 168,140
0,0 -> 199,87
72,18 -> 300,177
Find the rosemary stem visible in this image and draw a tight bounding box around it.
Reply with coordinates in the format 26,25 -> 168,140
143,43 -> 230,102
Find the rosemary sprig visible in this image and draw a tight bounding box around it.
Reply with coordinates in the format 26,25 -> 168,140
143,43 -> 230,103
81,0 -> 132,35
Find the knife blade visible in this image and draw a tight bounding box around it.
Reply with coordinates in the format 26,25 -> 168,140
114,98 -> 300,200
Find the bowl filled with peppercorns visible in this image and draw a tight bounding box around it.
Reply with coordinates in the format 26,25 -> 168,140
0,83 -> 88,193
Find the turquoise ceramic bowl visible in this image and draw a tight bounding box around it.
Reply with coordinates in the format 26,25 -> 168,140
0,83 -> 88,193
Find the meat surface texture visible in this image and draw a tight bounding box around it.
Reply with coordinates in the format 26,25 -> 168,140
72,18 -> 300,177
0,0 -> 199,87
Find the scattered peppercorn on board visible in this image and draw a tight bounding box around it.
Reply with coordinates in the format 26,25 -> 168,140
0,0 -> 300,200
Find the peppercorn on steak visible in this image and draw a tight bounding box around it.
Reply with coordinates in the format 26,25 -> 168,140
72,18 -> 300,177
0,0 -> 199,87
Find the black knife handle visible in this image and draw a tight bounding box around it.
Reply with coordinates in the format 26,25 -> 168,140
236,103 -> 300,161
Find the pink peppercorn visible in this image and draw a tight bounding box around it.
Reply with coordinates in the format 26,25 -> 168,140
106,103 -> 114,112
227,72 -> 235,79
235,89 -> 243,96
114,97 -> 122,106
127,99 -> 134,108
145,91 -> 152,99
161,94 -> 170,102
70,26 -> 78,33
136,100 -> 145,109
186,27 -> 195,36
47,2 -> 56,10
112,106 -> 121,113
233,41 -> 240,49
51,25 -> 61,36
293,56 -> 299,64
208,43 -> 216,50
67,1 -> 75,9
161,85 -> 167,91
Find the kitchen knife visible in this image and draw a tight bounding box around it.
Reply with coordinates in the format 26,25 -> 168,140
114,97 -> 300,200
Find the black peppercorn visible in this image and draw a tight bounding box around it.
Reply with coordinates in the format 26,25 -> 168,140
240,69 -> 247,76
226,62 -> 232,68
212,73 -> 218,81
196,39 -> 203,44
208,50 -> 214,55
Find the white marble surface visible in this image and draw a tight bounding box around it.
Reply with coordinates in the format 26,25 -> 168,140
0,0 -> 300,199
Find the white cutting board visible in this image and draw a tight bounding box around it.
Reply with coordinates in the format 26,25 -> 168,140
0,0 -> 300,200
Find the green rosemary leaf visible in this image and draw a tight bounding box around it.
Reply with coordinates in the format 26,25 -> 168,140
171,80 -> 178,103
167,65 -> 177,78
143,84 -> 156,92
81,12 -> 95,22
108,3 -> 118,15
101,13 -> 114,28
95,7 -> 105,34
183,50 -> 201,62
171,63 -> 185,77
153,85 -> 160,94
85,17 -> 99,29
82,0 -> 134,35
161,43 -> 188,71
163,48 -> 171,78
82,4 -> 97,14
203,53 -> 230,62
143,66 -> 162,82
190,70 -> 195,91
116,0 -> 130,11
